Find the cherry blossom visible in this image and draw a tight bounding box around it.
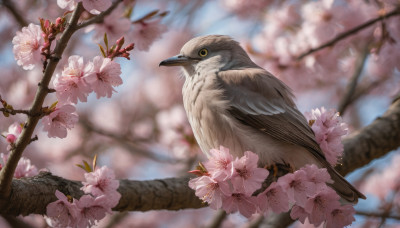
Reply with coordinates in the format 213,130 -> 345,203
304,186 -> 341,226
305,107 -> 348,165
81,166 -> 121,208
84,56 -> 122,99
54,55 -> 93,104
203,146 -> 234,181
326,204 -> 356,228
57,0 -> 77,11
130,20 -> 168,51
290,204 -> 309,224
12,23 -> 43,70
46,190 -> 80,228
1,153 -> 38,178
221,192 -> 257,218
42,104 -> 79,138
75,195 -> 109,228
86,6 -> 131,42
257,181 -> 290,215
4,122 -> 22,144
278,169 -> 316,206
301,164 -> 333,189
188,175 -> 230,209
80,0 -> 112,14
230,151 -> 269,195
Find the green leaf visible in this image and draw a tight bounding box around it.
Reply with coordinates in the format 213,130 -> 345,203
140,10 -> 159,21
159,11 -> 169,17
49,101 -> 58,110
76,164 -> 86,170
98,44 -> 106,58
83,160 -> 92,172
92,154 -> 98,171
104,33 -> 109,51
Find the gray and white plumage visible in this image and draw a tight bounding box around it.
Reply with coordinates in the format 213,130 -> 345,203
160,35 -> 365,203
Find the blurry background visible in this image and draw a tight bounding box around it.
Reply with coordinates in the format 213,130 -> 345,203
0,0 -> 400,227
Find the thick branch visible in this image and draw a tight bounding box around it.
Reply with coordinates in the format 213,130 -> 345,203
1,93 -> 400,217
0,172 -> 203,216
297,8 -> 400,59
336,97 -> 400,175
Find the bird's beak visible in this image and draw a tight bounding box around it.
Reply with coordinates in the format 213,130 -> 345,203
159,55 -> 192,67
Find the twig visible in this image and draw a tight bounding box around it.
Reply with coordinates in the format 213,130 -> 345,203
356,211 -> 400,220
206,210 -> 227,228
337,46 -> 369,114
79,118 -> 181,163
0,0 -> 28,27
0,108 -> 31,116
297,8 -> 400,59
76,0 -> 123,29
0,3 -> 85,198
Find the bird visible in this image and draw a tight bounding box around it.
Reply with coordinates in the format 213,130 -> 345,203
159,35 -> 366,203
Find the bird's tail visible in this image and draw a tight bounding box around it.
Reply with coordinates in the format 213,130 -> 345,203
326,165 -> 366,203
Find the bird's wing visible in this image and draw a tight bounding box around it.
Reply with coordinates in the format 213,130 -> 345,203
216,68 -> 366,202
216,68 -> 324,158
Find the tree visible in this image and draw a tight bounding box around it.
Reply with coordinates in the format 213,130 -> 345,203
0,0 -> 399,227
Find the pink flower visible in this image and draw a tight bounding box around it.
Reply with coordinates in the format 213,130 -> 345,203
1,153 -> 38,178
203,146 -> 234,181
278,169 -> 316,206
130,20 -> 167,51
54,55 -> 93,104
4,122 -> 22,144
84,56 -> 122,99
87,6 -> 130,42
14,156 -> 39,178
42,104 -> 79,138
304,186 -> 341,226
230,151 -> 269,195
301,164 -> 333,189
57,0 -> 77,10
81,166 -> 121,208
305,107 -> 348,165
188,176 -> 230,209
81,0 -> 112,14
326,205 -> 356,228
46,190 -> 80,228
290,204 -> 309,224
222,192 -> 257,218
12,23 -> 43,70
257,182 -> 289,215
75,195 -> 109,228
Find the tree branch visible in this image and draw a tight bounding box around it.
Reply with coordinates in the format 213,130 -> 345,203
0,3 -> 85,199
0,90 -> 399,218
337,46 -> 369,114
0,0 -> 28,27
297,8 -> 400,60
0,172 -> 203,216
76,0 -> 123,29
336,97 -> 400,175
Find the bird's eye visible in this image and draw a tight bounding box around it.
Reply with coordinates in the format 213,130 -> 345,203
198,48 -> 208,57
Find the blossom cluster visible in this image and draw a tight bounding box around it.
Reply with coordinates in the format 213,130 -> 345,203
189,146 -> 355,227
57,0 -> 112,15
305,107 -> 348,165
0,153 -> 38,178
46,166 -> 121,228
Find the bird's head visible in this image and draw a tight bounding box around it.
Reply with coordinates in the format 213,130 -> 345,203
159,35 -> 257,78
